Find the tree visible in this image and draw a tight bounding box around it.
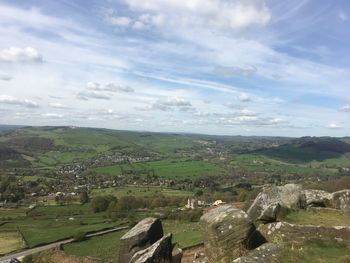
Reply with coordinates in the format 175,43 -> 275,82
79,191 -> 89,204
90,195 -> 116,213
195,190 -> 203,197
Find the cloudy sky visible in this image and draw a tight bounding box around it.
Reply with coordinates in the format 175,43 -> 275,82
0,0 -> 349,136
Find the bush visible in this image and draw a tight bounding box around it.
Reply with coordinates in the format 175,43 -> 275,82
73,231 -> 87,242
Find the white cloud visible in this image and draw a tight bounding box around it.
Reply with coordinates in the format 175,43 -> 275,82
339,104 -> 350,112
240,109 -> 256,116
49,102 -> 71,109
0,94 -> 39,108
105,83 -> 134,92
238,93 -> 251,102
76,91 -> 111,100
214,65 -> 257,77
42,113 -> 64,119
124,0 -> 271,30
0,47 -> 43,63
87,82 -> 134,93
0,73 -> 12,81
338,10 -> 348,21
327,123 -> 342,129
110,16 -> 132,26
153,97 -> 192,111
132,20 -> 146,29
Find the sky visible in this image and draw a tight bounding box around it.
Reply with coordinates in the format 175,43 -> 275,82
0,0 -> 349,136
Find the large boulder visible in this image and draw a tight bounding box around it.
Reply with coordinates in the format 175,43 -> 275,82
247,184 -> 303,221
258,221 -> 350,244
232,243 -> 281,263
172,246 -> 183,263
200,204 -> 265,263
257,203 -> 281,223
119,218 -> 164,263
331,190 -> 350,212
129,234 -> 173,263
302,189 -> 332,208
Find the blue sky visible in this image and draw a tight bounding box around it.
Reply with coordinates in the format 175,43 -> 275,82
0,0 -> 349,136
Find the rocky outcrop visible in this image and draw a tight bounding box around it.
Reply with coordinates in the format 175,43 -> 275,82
257,203 -> 281,223
129,234 -> 173,263
302,189 -> 332,208
119,218 -> 164,263
200,204 -> 265,263
119,218 -> 183,263
232,243 -> 281,263
331,190 -> 350,212
247,184 -> 303,221
172,246 -> 183,263
258,221 -> 350,244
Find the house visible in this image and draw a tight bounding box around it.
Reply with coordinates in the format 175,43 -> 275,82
185,198 -> 198,209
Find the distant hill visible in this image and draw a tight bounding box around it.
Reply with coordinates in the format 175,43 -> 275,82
254,137 -> 350,163
0,124 -> 25,133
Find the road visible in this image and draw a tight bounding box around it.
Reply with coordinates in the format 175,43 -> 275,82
0,226 -> 128,262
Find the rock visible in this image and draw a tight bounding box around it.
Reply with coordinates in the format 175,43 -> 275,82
247,184 -> 303,221
257,203 -> 281,223
200,204 -> 265,263
129,234 -> 173,263
172,246 -> 183,263
119,217 -> 164,263
258,221 -> 350,244
331,190 -> 350,212
302,189 -> 332,208
232,243 -> 281,263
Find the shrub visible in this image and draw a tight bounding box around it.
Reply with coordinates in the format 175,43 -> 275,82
73,231 -> 87,242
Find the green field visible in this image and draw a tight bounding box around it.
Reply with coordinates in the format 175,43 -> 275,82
64,230 -> 127,263
92,185 -> 194,198
0,205 -> 125,248
34,151 -> 97,168
0,231 -> 25,255
63,220 -> 201,262
280,209 -> 350,227
279,240 -> 350,263
93,159 -> 223,179
230,154 -> 337,176
11,127 -> 197,154
163,220 -> 202,248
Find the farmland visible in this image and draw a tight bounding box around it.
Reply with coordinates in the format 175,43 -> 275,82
92,185 -> 194,198
0,231 -> 24,255
1,126 -> 350,261
0,205 -> 125,248
92,159 -> 223,179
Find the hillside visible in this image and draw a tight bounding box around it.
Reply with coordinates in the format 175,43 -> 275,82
254,136 -> 350,163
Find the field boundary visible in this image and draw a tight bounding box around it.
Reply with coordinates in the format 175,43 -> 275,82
17,226 -> 28,249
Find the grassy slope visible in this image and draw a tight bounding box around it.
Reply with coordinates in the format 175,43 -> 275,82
280,209 -> 350,227
63,220 -> 202,262
279,240 -> 350,263
64,230 -> 127,263
230,154 -> 338,176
